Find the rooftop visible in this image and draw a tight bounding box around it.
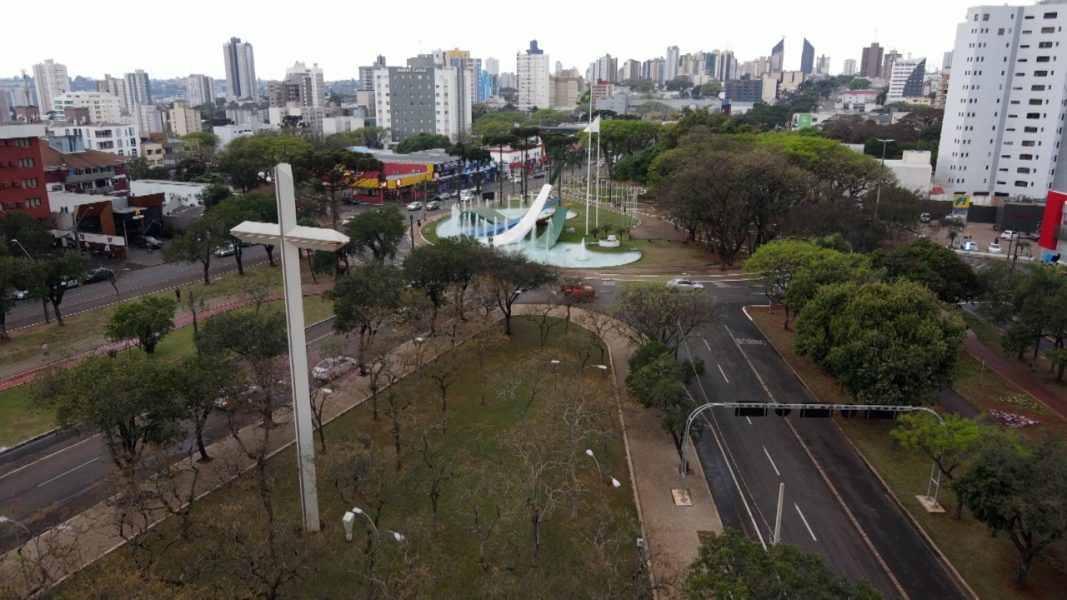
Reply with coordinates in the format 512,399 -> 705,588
42,144 -> 126,170
0,122 -> 46,140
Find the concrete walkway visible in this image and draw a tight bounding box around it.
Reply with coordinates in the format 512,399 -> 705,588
1,305 -> 720,599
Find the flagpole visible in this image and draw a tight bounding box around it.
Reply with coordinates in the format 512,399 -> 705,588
595,129 -> 601,231
584,97 -> 593,237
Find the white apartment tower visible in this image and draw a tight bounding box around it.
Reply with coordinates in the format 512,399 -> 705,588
53,91 -> 123,123
666,46 -> 680,81
187,74 -> 215,106
124,70 -> 151,108
32,59 -> 70,115
516,40 -> 550,111
223,37 -> 258,100
935,1 -> 1067,200
885,57 -> 927,103
373,65 -> 472,142
843,59 -> 858,76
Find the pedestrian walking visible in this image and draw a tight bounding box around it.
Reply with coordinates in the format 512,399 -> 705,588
175,287 -> 181,303
41,342 -> 49,360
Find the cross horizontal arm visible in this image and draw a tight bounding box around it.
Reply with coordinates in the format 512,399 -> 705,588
230,221 -> 350,251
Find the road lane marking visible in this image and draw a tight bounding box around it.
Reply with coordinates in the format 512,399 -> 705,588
717,364 -> 730,383
37,457 -> 99,488
745,417 -> 753,425
701,335 -> 712,351
795,503 -> 818,541
0,436 -> 99,483
762,446 -> 781,477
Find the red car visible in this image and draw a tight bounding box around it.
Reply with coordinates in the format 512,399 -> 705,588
561,282 -> 596,300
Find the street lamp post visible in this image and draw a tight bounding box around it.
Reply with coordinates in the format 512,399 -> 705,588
228,163 -> 350,534
0,514 -> 32,548
342,506 -> 404,543
584,448 -> 622,488
874,138 -> 895,221
9,239 -> 34,260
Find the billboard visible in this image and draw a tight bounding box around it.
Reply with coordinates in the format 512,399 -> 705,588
951,193 -> 971,223
795,113 -> 813,129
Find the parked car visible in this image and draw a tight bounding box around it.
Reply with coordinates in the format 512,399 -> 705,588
961,240 -> 978,251
425,200 -> 441,211
83,267 -> 114,284
667,278 -> 704,291
919,212 -> 931,223
132,235 -> 163,249
406,201 -> 424,211
214,243 -> 238,257
8,288 -> 29,301
60,275 -> 80,289
459,190 -> 473,202
561,281 -> 596,300
312,356 -> 360,382
1000,230 -> 1018,240
988,240 -> 1002,253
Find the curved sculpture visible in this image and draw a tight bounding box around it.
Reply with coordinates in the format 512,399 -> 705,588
489,184 -> 553,246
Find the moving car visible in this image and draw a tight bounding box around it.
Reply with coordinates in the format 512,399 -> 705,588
8,288 -> 29,301
406,201 -> 424,211
132,235 -> 163,249
60,275 -> 80,289
312,356 -> 360,382
83,267 -> 114,284
425,200 -> 441,211
460,190 -> 473,202
214,243 -> 238,257
561,281 -> 596,300
667,278 -> 704,291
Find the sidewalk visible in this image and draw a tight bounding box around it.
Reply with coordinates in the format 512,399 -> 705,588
0,305 -> 720,599
0,285 -> 331,394
962,330 -> 1067,421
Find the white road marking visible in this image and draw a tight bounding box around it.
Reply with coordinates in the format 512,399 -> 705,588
745,416 -> 753,425
795,503 -> 818,541
762,446 -> 781,477
37,457 -> 99,488
701,335 -> 712,351
0,436 -> 99,483
717,363 -> 730,383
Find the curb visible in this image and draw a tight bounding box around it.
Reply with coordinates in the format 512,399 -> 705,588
0,426 -> 61,457
741,305 -> 977,600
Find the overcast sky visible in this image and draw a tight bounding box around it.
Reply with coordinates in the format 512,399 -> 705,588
5,0 -> 984,81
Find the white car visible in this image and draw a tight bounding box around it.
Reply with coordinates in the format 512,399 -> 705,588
9,289 -> 29,301
988,241 -> 1002,253
406,201 -> 424,211
214,243 -> 238,257
312,356 -> 360,382
1000,230 -> 1018,240
667,278 -> 705,291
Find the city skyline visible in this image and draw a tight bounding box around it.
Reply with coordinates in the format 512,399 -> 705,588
4,0 -> 981,82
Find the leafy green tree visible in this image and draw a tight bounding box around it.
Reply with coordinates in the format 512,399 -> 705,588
482,249 -> 557,335
873,238 -> 978,304
324,127 -> 389,150
35,250 -> 87,326
954,435 -> 1067,587
625,342 -> 703,442
1,211 -> 55,257
305,149 -> 383,229
745,240 -> 854,329
124,156 -> 152,180
105,296 -> 178,355
181,131 -> 219,161
218,133 -> 314,191
0,256 -> 33,340
849,78 -> 872,90
169,355 -> 235,461
758,132 -> 889,203
34,354 -> 184,472
196,310 -> 288,422
892,413 -> 984,518
684,528 -> 882,599
163,216 -> 227,285
795,280 -> 964,405
403,236 -> 490,314
394,132 -> 450,154
343,205 -> 405,261
609,283 -> 715,353
198,183 -> 234,209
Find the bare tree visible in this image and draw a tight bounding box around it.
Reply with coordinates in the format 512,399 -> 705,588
507,426 -> 568,566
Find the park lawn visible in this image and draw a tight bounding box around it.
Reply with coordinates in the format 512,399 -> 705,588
749,307 -> 1067,599
0,387 -> 52,449
953,353 -> 1067,438
58,317 -> 646,598
1,290 -> 335,447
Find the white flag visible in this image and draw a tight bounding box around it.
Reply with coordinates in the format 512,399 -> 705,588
583,116 -> 601,134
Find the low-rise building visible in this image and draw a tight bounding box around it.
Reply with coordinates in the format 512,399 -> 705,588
47,122 -> 141,157
884,150 -> 933,196
52,91 -> 123,124
129,179 -> 212,215
168,100 -> 202,136
0,122 -> 51,222
42,144 -> 128,196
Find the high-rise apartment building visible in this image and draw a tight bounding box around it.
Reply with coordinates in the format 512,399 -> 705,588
516,40 -> 550,111
32,59 -> 70,116
770,39 -> 785,73
816,55 -> 831,76
95,74 -> 127,111
801,39 -> 815,74
843,58 -> 858,76
223,37 -> 257,100
859,43 -> 884,79
935,52 -> 952,109
588,54 -> 618,84
881,50 -> 901,80
935,2 -> 1067,200
124,70 -> 151,109
168,100 -> 202,136
52,92 -> 123,124
620,59 -> 642,82
665,46 -> 680,81
373,65 -> 472,142
187,74 -> 214,106
885,57 -> 926,104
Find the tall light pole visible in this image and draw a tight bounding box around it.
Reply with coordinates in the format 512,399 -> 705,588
0,514 -> 32,548
8,239 -> 33,260
229,163 -> 350,534
874,138 -> 894,221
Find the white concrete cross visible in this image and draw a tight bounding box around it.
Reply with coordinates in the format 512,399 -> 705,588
229,163 -> 349,533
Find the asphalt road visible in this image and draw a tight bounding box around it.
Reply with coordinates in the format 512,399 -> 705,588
0,264 -> 964,598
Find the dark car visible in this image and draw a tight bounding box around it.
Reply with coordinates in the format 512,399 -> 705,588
133,235 -> 163,249
83,267 -> 114,284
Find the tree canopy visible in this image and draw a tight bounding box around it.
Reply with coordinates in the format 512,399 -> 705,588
395,133 -> 451,154
344,205 -> 406,261
105,295 -> 178,355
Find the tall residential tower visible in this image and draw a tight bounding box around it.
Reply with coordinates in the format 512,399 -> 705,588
223,37 -> 258,100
